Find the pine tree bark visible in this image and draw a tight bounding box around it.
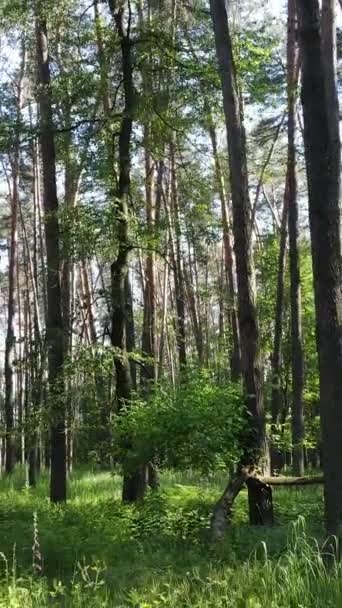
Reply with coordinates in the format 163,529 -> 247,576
35,4 -> 66,503
108,0 -> 147,502
321,0 -> 339,142
210,0 -> 270,530
297,0 -> 342,534
287,0 -> 304,476
210,0 -> 265,463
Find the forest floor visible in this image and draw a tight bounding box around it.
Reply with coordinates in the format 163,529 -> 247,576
0,468 -> 340,607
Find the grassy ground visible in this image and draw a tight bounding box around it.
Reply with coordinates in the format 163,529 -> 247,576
0,467 -> 339,607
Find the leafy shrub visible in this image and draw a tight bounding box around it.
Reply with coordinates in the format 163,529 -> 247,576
113,370 -> 245,473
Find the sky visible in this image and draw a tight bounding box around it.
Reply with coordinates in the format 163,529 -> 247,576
270,0 -> 342,24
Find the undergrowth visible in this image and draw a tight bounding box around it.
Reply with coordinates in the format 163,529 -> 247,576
0,467 -> 335,607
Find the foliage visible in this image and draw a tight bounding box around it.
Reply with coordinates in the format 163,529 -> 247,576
113,371 -> 245,473
256,233 -> 320,452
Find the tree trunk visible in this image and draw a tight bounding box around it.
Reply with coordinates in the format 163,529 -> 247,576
210,0 -> 269,531
125,274 -> 137,390
4,159 -> 17,476
35,5 -> 66,503
297,0 -> 342,534
211,471 -> 248,541
208,123 -> 240,380
16,256 -> 24,466
287,0 -> 304,476
321,0 -> 339,143
158,258 -> 169,379
270,192 -> 288,473
170,143 -> 187,370
246,476 -> 273,525
108,0 -> 147,502
184,256 -> 203,364
141,128 -> 156,386
4,46 -> 25,475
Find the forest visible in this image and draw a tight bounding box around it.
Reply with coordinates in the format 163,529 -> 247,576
0,0 -> 341,605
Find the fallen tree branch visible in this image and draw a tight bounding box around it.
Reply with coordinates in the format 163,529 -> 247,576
259,474 -> 324,486
210,471 -> 324,541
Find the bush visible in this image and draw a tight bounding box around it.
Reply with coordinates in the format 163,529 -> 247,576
113,370 -> 245,474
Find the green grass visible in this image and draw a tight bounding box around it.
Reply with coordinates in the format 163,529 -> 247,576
0,467 -> 338,607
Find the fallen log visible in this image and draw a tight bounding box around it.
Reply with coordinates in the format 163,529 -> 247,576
210,471 -> 324,541
259,474 -> 324,486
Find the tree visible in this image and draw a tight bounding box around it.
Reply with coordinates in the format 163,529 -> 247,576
297,0 -> 342,534
35,1 -> 66,503
4,42 -> 25,475
108,0 -> 147,502
270,193 -> 288,472
209,0 -> 271,534
208,120 -> 241,380
287,0 -> 304,476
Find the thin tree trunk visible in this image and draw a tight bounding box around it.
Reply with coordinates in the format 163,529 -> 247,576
184,265 -> 204,364
170,144 -> 187,369
270,191 -> 289,473
158,259 -> 169,378
16,255 -> 24,466
250,116 -> 285,231
21,191 -> 42,486
125,274 -> 137,390
80,260 -> 97,344
4,46 -> 25,475
287,0 -> 304,476
208,123 -> 240,379
138,0 -> 157,390
94,0 -> 111,117
141,128 -> 156,386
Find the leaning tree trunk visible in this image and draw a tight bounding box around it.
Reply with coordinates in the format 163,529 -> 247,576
210,0 -> 270,535
35,4 -> 66,503
297,0 -> 342,535
287,0 -> 304,476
